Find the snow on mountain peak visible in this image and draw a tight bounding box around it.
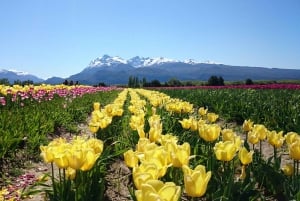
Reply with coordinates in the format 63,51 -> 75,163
88,55 -> 212,68
89,55 -> 127,67
0,69 -> 29,75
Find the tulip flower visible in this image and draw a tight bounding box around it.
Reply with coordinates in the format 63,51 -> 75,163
221,128 -> 235,141
214,141 -> 237,162
144,146 -> 169,177
281,164 -> 294,176
238,147 -> 254,165
93,102 -> 100,110
86,138 -> 104,154
289,140 -> 300,160
133,163 -> 159,190
190,117 -> 198,131
253,124 -> 269,140
159,134 -> 178,146
149,124 -> 162,143
267,130 -> 285,148
179,118 -> 192,130
54,151 -> 70,169
65,167 -> 76,180
170,142 -> 191,168
247,130 -> 259,145
285,132 -> 300,146
198,107 -> 208,116
207,112 -> 219,123
40,145 -> 55,163
124,149 -> 139,168
182,165 -> 211,197
242,119 -> 253,132
67,148 -> 86,170
80,149 -> 100,171
198,124 -> 221,142
135,179 -> 181,201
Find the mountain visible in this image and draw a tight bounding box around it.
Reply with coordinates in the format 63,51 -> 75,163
44,76 -> 65,84
0,69 -> 44,83
1,55 -> 300,85
67,55 -> 300,85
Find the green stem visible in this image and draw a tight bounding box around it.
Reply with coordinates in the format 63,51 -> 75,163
51,163 -> 57,198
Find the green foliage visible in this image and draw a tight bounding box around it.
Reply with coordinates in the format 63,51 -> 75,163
160,88 -> 300,132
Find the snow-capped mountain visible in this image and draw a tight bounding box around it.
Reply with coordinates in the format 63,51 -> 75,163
0,69 -> 44,83
88,55 -> 196,68
88,54 -> 128,67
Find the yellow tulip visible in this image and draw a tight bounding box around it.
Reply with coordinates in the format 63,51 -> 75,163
247,130 -> 259,145
182,165 -> 211,197
54,151 -> 70,169
80,150 -> 100,171
159,134 -> 178,146
190,117 -> 198,131
135,180 -> 181,201
65,167 -> 76,180
281,164 -> 294,176
198,107 -> 208,116
133,163 -> 159,190
285,132 -> 300,146
93,102 -> 100,110
267,131 -> 285,148
87,138 -> 104,154
214,141 -> 237,162
238,147 -> 254,165
88,122 -> 99,134
207,112 -> 219,123
242,119 -> 253,132
40,145 -> 55,163
221,128 -> 235,141
136,138 -> 152,153
179,118 -> 192,130
124,149 -> 139,168
144,147 -> 169,177
289,139 -> 300,160
149,125 -> 162,143
198,124 -> 221,142
253,124 -> 269,140
137,126 -> 146,138
233,135 -> 244,150
67,148 -> 86,170
170,142 -> 191,168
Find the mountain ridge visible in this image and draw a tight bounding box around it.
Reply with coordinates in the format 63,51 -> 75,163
1,55 -> 300,85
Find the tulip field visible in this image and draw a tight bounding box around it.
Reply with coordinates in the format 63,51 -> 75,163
1,84 -> 300,200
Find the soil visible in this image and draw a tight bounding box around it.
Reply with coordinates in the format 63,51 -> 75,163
2,120 -> 293,201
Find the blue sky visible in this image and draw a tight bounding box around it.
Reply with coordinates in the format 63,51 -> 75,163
0,0 -> 299,79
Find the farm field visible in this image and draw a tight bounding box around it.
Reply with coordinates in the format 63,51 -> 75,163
0,84 -> 300,201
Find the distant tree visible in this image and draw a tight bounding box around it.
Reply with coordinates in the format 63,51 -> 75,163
185,81 -> 195,86
0,78 -> 10,85
22,80 -> 33,85
128,76 -> 140,88
13,79 -> 22,85
98,82 -> 106,87
150,79 -> 161,87
167,78 -> 183,87
207,75 -> 224,86
69,80 -> 74,86
245,78 -> 254,85
63,80 -> 69,85
142,77 -> 147,87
